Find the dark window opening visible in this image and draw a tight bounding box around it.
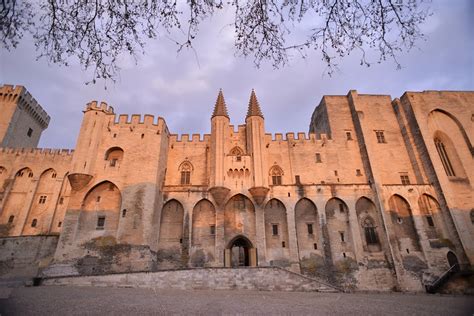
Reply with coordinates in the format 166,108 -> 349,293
315,153 -> 322,163
334,170 -> 338,176
39,195 -> 47,204
282,241 -> 286,248
179,238 -> 183,244
97,216 -> 105,229
96,196 -> 101,202
343,252 -> 346,258
51,172 -> 57,178
59,197 -> 64,205
272,224 -> 279,236
113,133 -> 117,138
313,243 -> 317,250
236,156 -> 241,162
406,248 -> 410,254
272,175 -> 282,185
31,219 -> 37,227
210,225 -> 216,235
122,209 -> 127,218
181,171 -> 191,185
28,172 -> 33,178
346,131 -> 352,140
356,169 -> 362,176
307,223 -> 313,235
375,130 -> 386,143
110,159 -> 118,167
27,128 -> 33,137
8,215 -> 14,223
364,227 -> 379,244
400,174 -> 410,185
426,216 -> 435,227
295,175 -> 300,184
339,204 -> 345,213
58,221 -> 62,227
340,232 -> 345,242
141,134 -> 145,139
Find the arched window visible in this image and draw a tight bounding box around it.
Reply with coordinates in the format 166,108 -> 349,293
105,147 -> 124,167
434,138 -> 455,176
362,216 -> 379,245
269,165 -> 283,185
229,146 -> 244,161
179,161 -> 193,185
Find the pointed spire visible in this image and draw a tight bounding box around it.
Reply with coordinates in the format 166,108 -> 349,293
212,89 -> 229,119
246,89 -> 264,119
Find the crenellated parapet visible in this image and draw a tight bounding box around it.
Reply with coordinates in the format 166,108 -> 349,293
0,147 -> 74,156
169,134 -> 211,143
264,132 -> 331,144
85,101 -> 115,114
0,84 -> 50,129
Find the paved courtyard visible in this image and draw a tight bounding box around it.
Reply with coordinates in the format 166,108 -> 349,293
0,286 -> 472,315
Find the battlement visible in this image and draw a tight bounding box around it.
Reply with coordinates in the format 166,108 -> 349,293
0,147 -> 74,156
169,134 -> 211,143
113,114 -> 165,127
0,84 -> 50,129
265,132 -> 330,142
85,101 -> 115,114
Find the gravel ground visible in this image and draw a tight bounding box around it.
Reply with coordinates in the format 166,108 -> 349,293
0,286 -> 472,315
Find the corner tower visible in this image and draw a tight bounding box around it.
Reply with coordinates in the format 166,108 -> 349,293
0,84 -> 50,148
210,89 -> 230,187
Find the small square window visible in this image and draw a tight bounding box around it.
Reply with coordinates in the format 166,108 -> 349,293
272,224 -> 279,236
375,130 -> 386,143
356,169 -> 362,176
210,225 -> 216,235
346,131 -> 352,140
400,174 -> 410,185
97,216 -> 105,229
236,156 -> 241,162
27,128 -> 33,137
315,153 -> 322,163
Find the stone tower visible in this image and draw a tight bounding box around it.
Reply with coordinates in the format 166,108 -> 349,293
0,84 -> 50,148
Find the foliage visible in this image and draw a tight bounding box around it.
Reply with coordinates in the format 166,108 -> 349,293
0,0 -> 430,83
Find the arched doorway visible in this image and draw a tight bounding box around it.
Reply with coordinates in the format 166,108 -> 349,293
447,251 -> 459,268
225,235 -> 256,267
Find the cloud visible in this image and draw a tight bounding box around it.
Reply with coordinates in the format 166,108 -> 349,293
0,0 -> 472,149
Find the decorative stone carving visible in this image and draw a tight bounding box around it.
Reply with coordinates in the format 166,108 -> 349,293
68,173 -> 93,191
209,186 -> 230,207
248,186 -> 269,206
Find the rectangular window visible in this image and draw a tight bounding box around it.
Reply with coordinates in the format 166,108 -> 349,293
210,225 -> 216,235
313,243 -> 317,250
346,131 -> 352,140
38,195 -> 47,204
59,197 -> 64,205
97,216 -> 106,229
340,232 -> 345,242
307,223 -> 313,235
236,156 -> 241,162
181,171 -> 191,185
8,215 -> 14,223
282,241 -> 286,248
110,159 -> 118,167
400,174 -> 410,185
272,175 -> 282,185
58,221 -> 62,227
356,169 -> 362,176
375,130 -> 386,143
339,204 -> 345,213
426,216 -> 435,227
27,128 -> 33,137
272,224 -> 279,236
295,175 -> 300,184
315,153 -> 322,163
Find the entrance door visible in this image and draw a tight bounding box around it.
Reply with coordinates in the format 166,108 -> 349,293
447,251 -> 459,268
225,236 -> 257,267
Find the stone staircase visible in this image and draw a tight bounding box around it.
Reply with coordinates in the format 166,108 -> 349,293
41,267 -> 340,292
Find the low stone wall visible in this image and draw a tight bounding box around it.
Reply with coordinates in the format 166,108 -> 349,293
0,235 -> 59,280
42,267 -> 339,292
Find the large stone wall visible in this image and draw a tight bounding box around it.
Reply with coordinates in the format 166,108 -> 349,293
0,235 -> 59,280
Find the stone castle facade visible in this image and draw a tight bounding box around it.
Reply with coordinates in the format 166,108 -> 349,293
0,84 -> 472,291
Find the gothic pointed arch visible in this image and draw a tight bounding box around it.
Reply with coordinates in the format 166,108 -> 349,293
179,160 -> 193,185
229,146 -> 244,156
157,199 -> 186,268
418,194 -> 445,239
264,198 -> 290,265
295,198 -> 320,260
269,165 -> 284,185
105,147 -> 124,167
355,197 -> 381,252
224,194 -> 256,245
191,199 -> 216,267
433,131 -> 466,178
325,197 -> 355,261
429,109 -> 473,156
388,194 -> 421,252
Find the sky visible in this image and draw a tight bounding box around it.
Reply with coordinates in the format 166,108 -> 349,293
0,0 -> 473,149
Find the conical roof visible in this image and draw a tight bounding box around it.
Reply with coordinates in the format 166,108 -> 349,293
212,89 -> 229,119
246,89 -> 264,119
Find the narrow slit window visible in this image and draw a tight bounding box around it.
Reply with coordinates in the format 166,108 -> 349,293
272,224 -> 279,236
97,216 -> 105,229
210,225 -> 216,235
31,219 -> 37,227
307,223 -> 313,235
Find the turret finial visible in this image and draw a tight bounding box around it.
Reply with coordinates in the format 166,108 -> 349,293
246,89 -> 264,119
212,89 -> 229,119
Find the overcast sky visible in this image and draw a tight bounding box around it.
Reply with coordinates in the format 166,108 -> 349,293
1,0 -> 473,149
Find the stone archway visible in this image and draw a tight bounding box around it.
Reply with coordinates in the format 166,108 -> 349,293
225,235 -> 257,267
